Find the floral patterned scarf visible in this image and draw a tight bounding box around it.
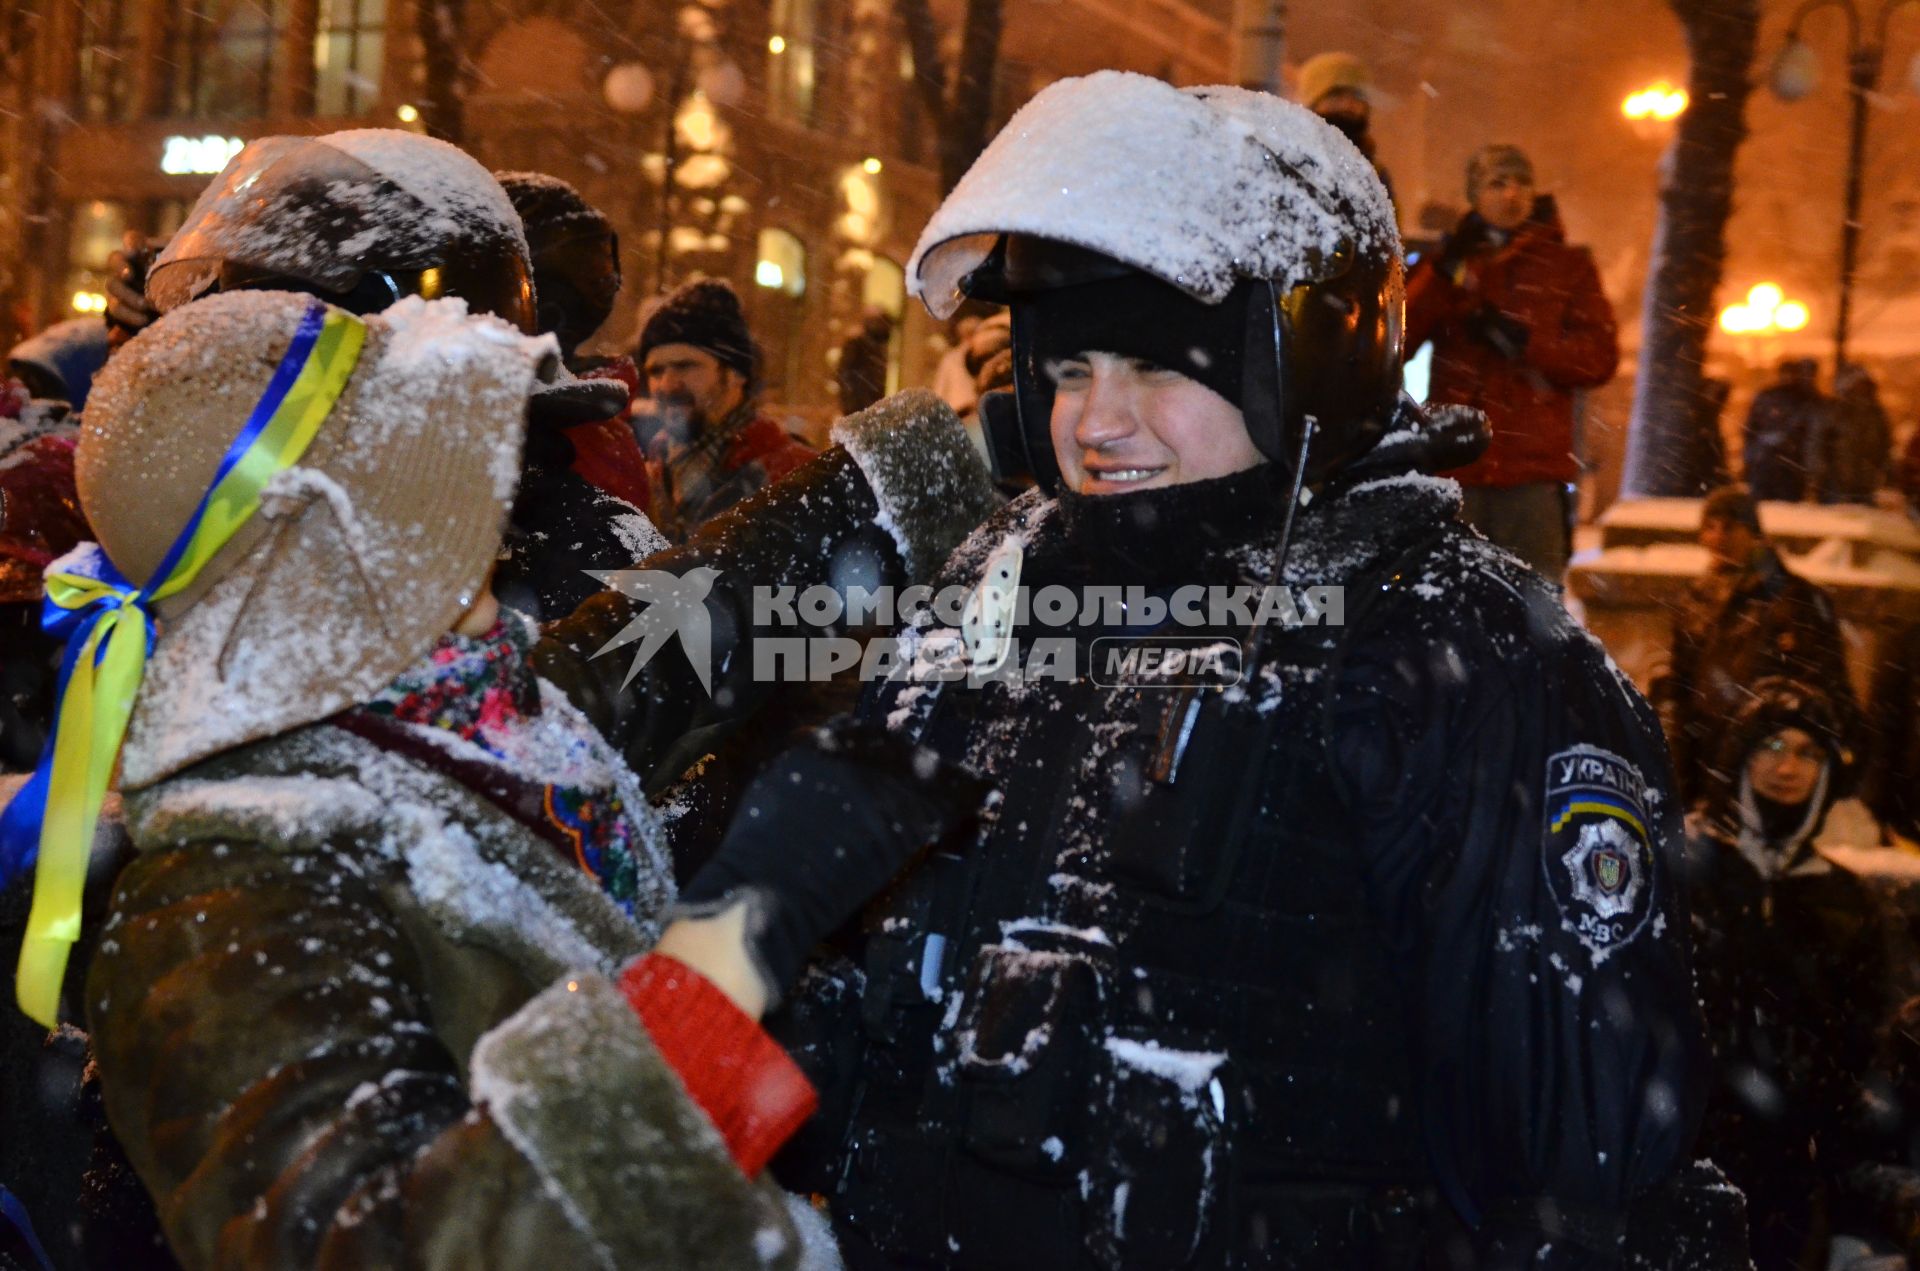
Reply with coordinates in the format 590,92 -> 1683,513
359,616 -> 664,923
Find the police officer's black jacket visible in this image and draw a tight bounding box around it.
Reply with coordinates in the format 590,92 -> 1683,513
771,465 -> 1716,1269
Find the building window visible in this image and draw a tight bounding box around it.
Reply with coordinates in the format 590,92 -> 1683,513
77,0 -> 137,122
863,256 -> 905,395
169,0 -> 286,119
315,0 -> 386,116
767,0 -> 818,125
756,229 -> 810,398
66,200 -> 129,316
755,228 -> 807,297
863,257 -> 905,318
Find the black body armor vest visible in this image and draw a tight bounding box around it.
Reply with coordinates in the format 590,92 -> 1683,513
777,529 -> 1442,1269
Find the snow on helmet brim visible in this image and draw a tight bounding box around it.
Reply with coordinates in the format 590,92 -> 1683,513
909,71 -> 1399,320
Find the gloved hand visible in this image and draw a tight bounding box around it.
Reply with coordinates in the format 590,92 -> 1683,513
104,232 -> 167,347
528,374 -> 630,430
1464,303 -> 1531,361
673,718 -> 989,1007
1432,214 -> 1489,285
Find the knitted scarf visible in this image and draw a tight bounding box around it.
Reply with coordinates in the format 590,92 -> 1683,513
360,617 -> 659,920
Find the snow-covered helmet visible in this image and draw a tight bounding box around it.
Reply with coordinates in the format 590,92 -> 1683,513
909,72 -> 1403,493
147,131 -> 537,334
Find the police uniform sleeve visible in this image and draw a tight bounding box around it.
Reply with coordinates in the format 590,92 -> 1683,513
1325,573 -> 1706,1266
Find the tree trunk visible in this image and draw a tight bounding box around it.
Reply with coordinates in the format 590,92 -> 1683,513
1620,0 -> 1759,497
893,0 -> 1004,193
941,0 -> 1002,192
896,0 -> 947,125
416,0 -> 468,145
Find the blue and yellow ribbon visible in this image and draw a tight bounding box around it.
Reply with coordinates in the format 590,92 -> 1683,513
0,301 -> 365,1028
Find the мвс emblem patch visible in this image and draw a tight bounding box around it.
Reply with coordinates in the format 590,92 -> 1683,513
1543,745 -> 1657,961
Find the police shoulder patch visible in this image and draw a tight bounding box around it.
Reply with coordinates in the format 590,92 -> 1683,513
1541,744 -> 1658,961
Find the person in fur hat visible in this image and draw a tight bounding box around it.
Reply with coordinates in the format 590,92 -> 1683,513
0,289 -> 977,1270
634,278 -> 815,541
1685,678 -> 1907,1269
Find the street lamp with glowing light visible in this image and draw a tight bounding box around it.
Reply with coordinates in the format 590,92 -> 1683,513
396,103 -> 420,124
1621,80 -> 1690,120
1718,282 -> 1812,336
861,157 -> 883,175
1767,0 -> 1920,370
769,34 -> 786,54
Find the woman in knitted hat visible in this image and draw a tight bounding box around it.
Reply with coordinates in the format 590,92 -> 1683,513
0,289 -> 975,1269
1685,678 -> 1908,1268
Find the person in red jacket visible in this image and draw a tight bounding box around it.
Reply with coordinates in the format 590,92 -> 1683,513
1406,143 -> 1620,582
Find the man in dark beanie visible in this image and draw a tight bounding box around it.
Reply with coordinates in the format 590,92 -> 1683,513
635,278 -> 814,540
1652,484 -> 1860,802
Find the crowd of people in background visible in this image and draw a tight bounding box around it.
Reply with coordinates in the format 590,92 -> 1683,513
5,51 -> 1920,1271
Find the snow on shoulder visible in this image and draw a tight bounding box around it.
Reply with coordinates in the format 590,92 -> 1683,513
909,70 -> 1398,319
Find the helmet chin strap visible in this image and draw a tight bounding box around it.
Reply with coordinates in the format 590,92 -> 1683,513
1241,414 -> 1315,676
1235,274 -> 1313,674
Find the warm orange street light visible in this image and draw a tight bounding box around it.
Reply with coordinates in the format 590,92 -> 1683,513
1622,80 -> 1690,120
1719,282 -> 1811,334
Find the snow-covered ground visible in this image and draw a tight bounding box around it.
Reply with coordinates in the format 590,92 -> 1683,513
1595,496 -> 1920,556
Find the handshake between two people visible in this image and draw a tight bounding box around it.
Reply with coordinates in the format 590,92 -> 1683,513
654,717 -> 991,1021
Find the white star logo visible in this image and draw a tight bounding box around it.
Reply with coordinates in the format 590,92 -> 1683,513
583,566 -> 721,696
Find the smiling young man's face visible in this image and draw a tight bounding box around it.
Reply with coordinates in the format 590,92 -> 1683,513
1046,352 -> 1264,495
